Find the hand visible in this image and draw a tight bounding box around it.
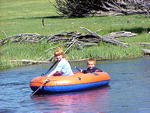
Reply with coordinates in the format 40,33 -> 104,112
41,73 -> 45,76
43,79 -> 50,83
47,73 -> 52,77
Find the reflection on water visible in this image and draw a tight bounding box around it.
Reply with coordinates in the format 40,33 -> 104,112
0,57 -> 150,113
31,86 -> 110,113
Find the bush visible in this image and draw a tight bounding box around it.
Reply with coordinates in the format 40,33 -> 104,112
54,0 -> 150,17
55,0 -> 94,17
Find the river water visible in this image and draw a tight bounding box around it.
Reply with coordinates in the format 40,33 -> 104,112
0,57 -> 150,113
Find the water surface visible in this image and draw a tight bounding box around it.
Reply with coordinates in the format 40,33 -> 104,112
0,57 -> 150,113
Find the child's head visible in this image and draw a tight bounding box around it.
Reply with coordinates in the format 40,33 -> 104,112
87,58 -> 96,68
54,47 -> 65,60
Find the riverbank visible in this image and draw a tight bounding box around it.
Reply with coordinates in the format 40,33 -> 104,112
0,40 -> 149,70
0,0 -> 150,70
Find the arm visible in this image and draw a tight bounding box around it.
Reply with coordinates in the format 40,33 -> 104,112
47,70 -> 57,77
83,67 -> 102,73
82,70 -> 88,73
82,67 -> 90,73
95,68 -> 103,72
47,61 -> 63,77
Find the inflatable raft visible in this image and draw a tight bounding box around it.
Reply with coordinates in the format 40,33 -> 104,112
30,72 -> 111,93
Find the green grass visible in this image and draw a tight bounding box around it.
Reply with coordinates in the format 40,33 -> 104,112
0,43 -> 51,59
0,0 -> 150,69
1,15 -> 150,37
0,0 -> 150,37
68,42 -> 143,60
0,42 -> 54,69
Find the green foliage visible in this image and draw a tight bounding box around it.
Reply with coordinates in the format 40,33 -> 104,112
0,42 -> 53,59
68,42 -> 143,60
0,42 -> 53,69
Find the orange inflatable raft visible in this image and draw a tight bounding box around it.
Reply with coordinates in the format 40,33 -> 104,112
30,72 -> 111,93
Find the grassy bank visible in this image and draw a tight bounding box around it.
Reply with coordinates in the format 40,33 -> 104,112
0,0 -> 150,69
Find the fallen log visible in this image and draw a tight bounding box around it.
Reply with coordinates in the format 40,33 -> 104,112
143,49 -> 150,55
10,59 -> 50,64
0,33 -> 46,45
105,31 -> 137,38
80,27 -> 128,47
139,42 -> 150,46
1,28 -> 137,48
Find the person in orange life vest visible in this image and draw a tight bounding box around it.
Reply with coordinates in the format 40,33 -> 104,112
82,58 -> 103,73
47,48 -> 73,77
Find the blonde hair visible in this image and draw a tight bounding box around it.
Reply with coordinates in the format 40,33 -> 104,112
87,58 -> 96,64
54,47 -> 65,57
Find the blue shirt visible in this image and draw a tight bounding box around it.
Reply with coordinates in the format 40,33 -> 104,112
82,67 -> 103,73
53,58 -> 73,76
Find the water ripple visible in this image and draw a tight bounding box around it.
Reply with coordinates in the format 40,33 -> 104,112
0,82 -> 26,86
0,57 -> 150,113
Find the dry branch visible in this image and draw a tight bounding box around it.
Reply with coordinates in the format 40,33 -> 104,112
105,31 -> 137,38
54,0 -> 150,17
0,28 -> 137,48
80,27 -> 129,47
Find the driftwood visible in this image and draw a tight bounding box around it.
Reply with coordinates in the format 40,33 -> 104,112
10,58 -> 87,64
80,27 -> 131,47
0,28 -> 137,48
10,59 -> 50,64
138,42 -> 150,46
143,49 -> 150,55
0,33 -> 46,45
105,31 -> 137,38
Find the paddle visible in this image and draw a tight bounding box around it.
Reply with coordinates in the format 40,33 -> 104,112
31,61 -> 58,96
31,79 -> 50,96
41,60 -> 59,76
